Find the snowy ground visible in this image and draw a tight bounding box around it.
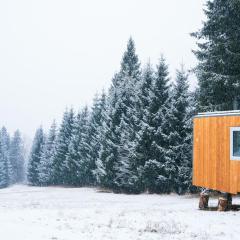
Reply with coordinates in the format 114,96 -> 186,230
0,185 -> 240,240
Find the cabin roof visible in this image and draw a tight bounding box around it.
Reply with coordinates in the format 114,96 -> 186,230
195,110 -> 240,118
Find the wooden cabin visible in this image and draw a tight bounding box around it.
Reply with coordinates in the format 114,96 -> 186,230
193,110 -> 240,195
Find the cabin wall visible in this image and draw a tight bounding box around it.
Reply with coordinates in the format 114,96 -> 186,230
193,116 -> 240,194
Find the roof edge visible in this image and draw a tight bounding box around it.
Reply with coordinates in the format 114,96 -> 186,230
195,110 -> 240,118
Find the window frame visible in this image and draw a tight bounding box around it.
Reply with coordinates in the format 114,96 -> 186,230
230,127 -> 240,161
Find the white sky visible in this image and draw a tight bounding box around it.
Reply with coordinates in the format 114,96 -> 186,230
0,0 -> 206,138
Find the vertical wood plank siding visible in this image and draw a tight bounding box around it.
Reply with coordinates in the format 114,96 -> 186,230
193,116 -> 240,194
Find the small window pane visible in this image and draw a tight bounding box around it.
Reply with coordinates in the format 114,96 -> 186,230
233,131 -> 240,157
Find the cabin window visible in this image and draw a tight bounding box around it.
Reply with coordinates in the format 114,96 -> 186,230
230,127 -> 240,160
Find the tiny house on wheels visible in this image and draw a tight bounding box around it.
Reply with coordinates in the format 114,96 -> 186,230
193,110 -> 240,211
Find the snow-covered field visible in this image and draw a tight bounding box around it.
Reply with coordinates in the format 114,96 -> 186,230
0,185 -> 239,240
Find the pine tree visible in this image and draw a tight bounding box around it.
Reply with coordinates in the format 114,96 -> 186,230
192,0 -> 240,110
52,108 -> 75,185
9,130 -> 25,183
38,121 -> 57,186
27,127 -> 45,185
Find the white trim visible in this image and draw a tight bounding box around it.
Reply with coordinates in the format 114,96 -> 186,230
195,110 -> 240,118
230,127 -> 240,161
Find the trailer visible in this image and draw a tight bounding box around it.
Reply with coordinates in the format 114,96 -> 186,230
193,110 -> 240,211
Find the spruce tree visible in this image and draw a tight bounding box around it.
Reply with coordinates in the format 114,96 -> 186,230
120,37 -> 141,79
27,127 -> 45,185
151,56 -> 171,117
0,127 -> 12,185
95,74 -> 122,189
142,56 -> 171,193
124,62 -> 155,192
52,108 -> 75,185
88,92 -> 106,185
65,107 -> 92,186
64,111 -> 82,185
0,135 -> 8,188
192,0 -> 240,110
177,96 -> 196,194
38,121 -> 57,186
112,38 -> 142,193
160,66 -> 191,194
9,130 -> 25,183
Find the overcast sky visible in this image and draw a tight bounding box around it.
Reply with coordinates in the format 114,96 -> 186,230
0,0 -> 206,138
